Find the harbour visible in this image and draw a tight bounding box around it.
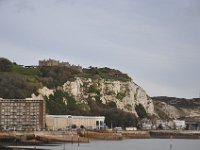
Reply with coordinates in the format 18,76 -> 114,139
1,130 -> 200,150
6,138 -> 200,150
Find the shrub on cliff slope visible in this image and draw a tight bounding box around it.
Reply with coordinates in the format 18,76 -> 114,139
135,104 -> 148,118
0,57 -> 12,72
0,58 -> 41,98
38,66 -> 80,88
45,91 -> 90,115
0,72 -> 39,99
45,91 -> 68,115
88,99 -> 138,128
81,67 -> 131,82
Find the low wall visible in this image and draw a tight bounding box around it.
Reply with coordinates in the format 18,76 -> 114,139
150,130 -> 200,139
122,131 -> 150,138
83,131 -> 123,140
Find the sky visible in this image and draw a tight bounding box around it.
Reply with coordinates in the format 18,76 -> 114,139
0,0 -> 200,98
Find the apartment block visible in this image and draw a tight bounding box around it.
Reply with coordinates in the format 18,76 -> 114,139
0,99 -> 45,131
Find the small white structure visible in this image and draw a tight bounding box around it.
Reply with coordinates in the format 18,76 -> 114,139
139,119 -> 152,130
125,127 -> 137,131
46,115 -> 105,130
173,120 -> 186,129
156,120 -> 169,129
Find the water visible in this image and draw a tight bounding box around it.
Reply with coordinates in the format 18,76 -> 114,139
10,139 -> 200,150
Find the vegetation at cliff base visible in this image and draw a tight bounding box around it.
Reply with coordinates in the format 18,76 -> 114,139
45,90 -> 138,127
87,99 -> 138,128
135,103 -> 148,118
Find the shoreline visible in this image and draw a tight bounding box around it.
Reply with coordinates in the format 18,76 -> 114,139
0,130 -> 200,147
150,130 -> 200,139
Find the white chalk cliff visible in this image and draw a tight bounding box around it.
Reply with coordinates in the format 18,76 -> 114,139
63,77 -> 155,116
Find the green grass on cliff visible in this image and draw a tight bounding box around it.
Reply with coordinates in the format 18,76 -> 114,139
12,64 -> 40,77
0,58 -> 41,98
80,67 -> 131,82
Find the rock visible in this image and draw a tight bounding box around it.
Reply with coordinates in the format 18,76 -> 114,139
63,77 -> 155,116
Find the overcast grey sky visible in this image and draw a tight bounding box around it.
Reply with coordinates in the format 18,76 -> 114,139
0,0 -> 200,98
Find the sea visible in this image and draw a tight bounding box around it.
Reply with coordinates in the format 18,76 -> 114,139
9,139 -> 200,150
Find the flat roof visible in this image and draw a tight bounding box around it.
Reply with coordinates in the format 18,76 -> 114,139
46,115 -> 105,119
0,99 -> 44,101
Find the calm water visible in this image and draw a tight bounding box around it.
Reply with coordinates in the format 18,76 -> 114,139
10,139 -> 200,150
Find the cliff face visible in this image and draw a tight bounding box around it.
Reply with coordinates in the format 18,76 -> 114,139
152,97 -> 200,119
62,77 -> 155,116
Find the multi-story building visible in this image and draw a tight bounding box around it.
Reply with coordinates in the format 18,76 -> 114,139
0,99 -> 45,131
